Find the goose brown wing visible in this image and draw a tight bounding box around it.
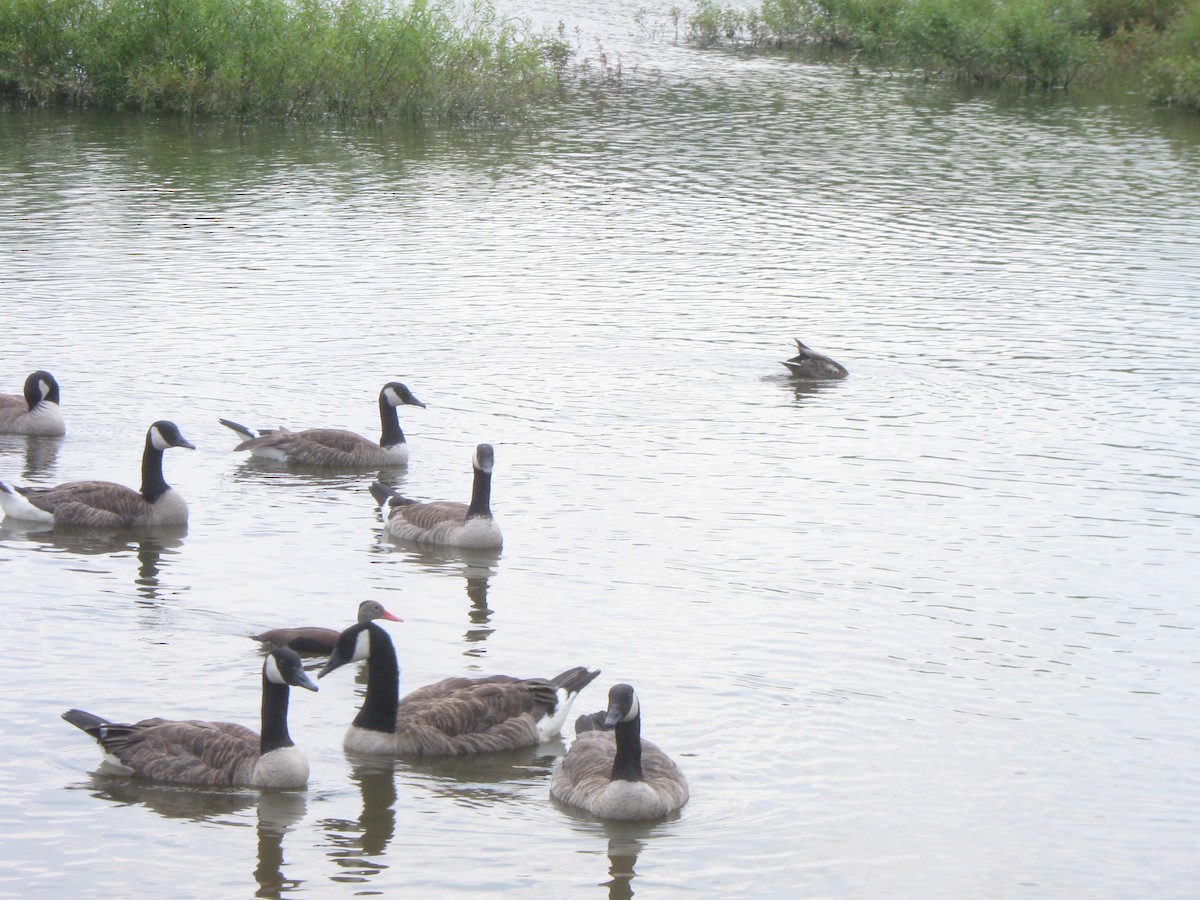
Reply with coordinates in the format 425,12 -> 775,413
237,428 -> 375,464
394,676 -> 560,753
551,731 -> 616,802
639,739 -> 690,802
96,718 -> 260,786
24,481 -> 146,526
390,500 -> 468,530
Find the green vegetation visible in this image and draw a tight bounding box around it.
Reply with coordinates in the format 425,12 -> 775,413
679,0 -> 1200,109
0,0 -> 572,122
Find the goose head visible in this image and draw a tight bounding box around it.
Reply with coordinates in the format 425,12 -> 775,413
319,622 -> 377,679
382,383 -> 426,410
25,371 -> 61,407
602,684 -> 640,728
357,600 -> 403,624
473,443 -> 495,475
148,420 -> 196,452
266,646 -> 320,692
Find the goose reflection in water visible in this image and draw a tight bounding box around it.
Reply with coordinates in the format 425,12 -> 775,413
69,776 -> 308,898
319,759 -> 398,884
0,520 -> 186,605
603,834 -> 647,900
371,534 -> 501,652
0,433 -> 62,479
398,741 -> 567,808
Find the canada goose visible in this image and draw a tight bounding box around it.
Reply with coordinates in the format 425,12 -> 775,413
0,420 -> 194,527
251,600 -> 402,654
0,370 -> 65,436
781,339 -> 848,380
62,647 -> 318,789
220,382 -> 425,467
318,621 -> 600,756
369,443 -> 501,550
550,683 -> 689,821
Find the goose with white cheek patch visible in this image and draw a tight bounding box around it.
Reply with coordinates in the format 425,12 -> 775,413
220,381 -> 425,467
318,621 -> 599,756
781,339 -> 849,380
369,443 -> 502,550
550,683 -> 689,821
0,370 -> 65,436
0,420 -> 194,527
62,647 -> 318,789
251,599 -> 402,655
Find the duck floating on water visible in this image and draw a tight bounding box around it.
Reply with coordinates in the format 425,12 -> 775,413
781,339 -> 848,380
220,381 -> 425,467
0,370 -> 65,436
0,420 -> 194,527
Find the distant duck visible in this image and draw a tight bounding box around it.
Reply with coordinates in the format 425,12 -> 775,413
62,646 -> 318,789
781,339 -> 848,380
251,600 -> 402,655
0,370 -> 65,436
220,382 -> 425,467
369,443 -> 502,550
318,620 -> 600,756
0,420 -> 194,527
550,683 -> 689,821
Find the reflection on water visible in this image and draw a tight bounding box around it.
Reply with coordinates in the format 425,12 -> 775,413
398,741 -> 566,809
319,759 -> 398,885
254,792 -> 310,899
0,520 -> 186,605
70,776 -> 308,898
0,434 -> 63,478
374,536 -> 502,653
603,834 -> 646,900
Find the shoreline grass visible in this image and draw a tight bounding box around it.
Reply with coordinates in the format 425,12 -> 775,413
0,0 -> 573,123
676,0 -> 1200,111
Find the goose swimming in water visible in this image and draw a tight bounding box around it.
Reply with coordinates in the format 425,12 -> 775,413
0,370 -> 65,436
0,420 -> 194,527
251,600 -> 402,655
550,683 -> 689,821
781,339 -> 848,380
220,382 -> 425,467
318,620 -> 600,756
369,443 -> 502,550
62,647 -> 319,789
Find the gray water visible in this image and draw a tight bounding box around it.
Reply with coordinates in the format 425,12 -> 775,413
2,3 -> 1199,897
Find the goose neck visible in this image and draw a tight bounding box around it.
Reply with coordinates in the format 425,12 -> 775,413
466,467 -> 493,520
140,436 -> 170,503
610,715 -> 644,782
260,677 -> 295,754
354,628 -> 400,733
378,394 -> 405,448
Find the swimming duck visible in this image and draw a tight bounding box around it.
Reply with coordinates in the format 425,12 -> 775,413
62,647 -> 318,789
781,339 -> 848,379
0,370 -> 65,436
220,382 -> 425,467
550,683 -> 689,820
318,620 -> 599,756
0,420 -> 194,527
369,443 -> 501,550
251,600 -> 402,654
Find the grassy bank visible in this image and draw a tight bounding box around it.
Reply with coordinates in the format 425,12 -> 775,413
681,0 -> 1200,110
0,0 -> 571,122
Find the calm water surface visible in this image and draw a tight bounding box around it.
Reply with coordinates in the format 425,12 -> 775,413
2,3 -> 1199,897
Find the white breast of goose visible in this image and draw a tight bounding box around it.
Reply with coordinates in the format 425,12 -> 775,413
344,725 -> 405,756
0,402 -> 65,436
251,746 -> 310,789
142,490 -> 189,526
591,780 -> 677,821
